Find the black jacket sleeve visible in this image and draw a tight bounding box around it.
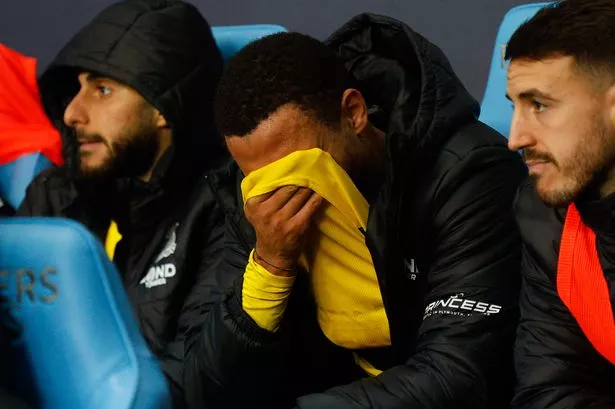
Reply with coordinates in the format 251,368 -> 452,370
295,145 -> 525,408
183,213 -> 291,409
512,183 -> 615,409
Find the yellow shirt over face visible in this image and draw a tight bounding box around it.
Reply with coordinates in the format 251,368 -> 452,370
241,148 -> 391,374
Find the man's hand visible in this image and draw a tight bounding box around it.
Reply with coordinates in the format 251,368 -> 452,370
245,186 -> 323,276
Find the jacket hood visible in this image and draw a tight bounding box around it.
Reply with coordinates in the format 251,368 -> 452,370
0,44 -> 62,166
38,0 -> 224,178
326,13 -> 479,170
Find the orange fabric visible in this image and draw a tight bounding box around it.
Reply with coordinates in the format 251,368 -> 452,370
557,203 -> 615,365
0,43 -> 62,166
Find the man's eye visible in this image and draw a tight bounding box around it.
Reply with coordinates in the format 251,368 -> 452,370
532,100 -> 546,113
97,86 -> 112,96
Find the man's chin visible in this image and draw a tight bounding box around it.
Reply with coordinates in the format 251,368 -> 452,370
537,192 -> 573,208
533,178 -> 577,208
76,163 -> 115,181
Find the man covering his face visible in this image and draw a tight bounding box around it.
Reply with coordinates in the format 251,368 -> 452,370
183,15 -> 526,409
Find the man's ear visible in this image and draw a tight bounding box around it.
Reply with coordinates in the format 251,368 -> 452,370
605,84 -> 615,130
341,88 -> 369,135
154,109 -> 168,129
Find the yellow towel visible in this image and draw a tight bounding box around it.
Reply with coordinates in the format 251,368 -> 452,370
241,148 -> 391,350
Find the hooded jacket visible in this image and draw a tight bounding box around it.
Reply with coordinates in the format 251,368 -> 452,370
184,14 -> 526,409
17,0 -> 226,406
512,181 -> 615,408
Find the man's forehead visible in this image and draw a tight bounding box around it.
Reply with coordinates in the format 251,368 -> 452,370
238,104 -> 314,142
506,56 -> 575,97
226,104 -> 321,174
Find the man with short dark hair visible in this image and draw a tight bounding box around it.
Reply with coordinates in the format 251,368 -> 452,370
185,15 -> 526,409
18,0 -> 226,406
506,0 -> 615,407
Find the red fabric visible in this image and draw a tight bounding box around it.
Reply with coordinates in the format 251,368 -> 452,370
558,203 -> 615,365
0,43 -> 62,166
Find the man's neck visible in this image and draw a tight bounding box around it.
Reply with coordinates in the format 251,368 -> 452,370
576,166 -> 615,236
601,172 -> 615,199
139,169 -> 154,183
356,126 -> 387,204
138,144 -> 173,183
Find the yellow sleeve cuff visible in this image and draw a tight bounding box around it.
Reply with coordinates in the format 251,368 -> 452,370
242,250 -> 296,332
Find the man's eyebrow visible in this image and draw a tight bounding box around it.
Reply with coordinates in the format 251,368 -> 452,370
506,88 -> 556,102
85,72 -> 111,84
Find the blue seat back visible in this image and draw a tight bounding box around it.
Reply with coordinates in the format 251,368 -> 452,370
0,153 -> 52,210
479,2 -> 552,137
212,24 -> 288,61
0,218 -> 171,409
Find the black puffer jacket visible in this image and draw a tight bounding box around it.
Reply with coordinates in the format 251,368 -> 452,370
17,0 -> 226,406
512,180 -> 615,408
184,14 -> 526,409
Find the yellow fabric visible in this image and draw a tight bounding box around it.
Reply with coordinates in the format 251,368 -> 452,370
241,148 -> 391,352
242,250 -> 296,332
105,220 -> 122,261
353,353 -> 384,376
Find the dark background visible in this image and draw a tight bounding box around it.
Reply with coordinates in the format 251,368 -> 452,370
0,0 -> 533,100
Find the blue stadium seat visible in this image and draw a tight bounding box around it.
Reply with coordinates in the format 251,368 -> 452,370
0,153 -> 51,210
479,2 -> 551,137
212,24 -> 288,61
0,218 -> 171,409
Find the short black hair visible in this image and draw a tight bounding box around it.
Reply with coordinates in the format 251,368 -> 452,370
506,0 -> 615,84
214,32 -> 356,137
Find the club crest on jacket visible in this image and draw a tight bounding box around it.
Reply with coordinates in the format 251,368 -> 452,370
140,223 -> 179,288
